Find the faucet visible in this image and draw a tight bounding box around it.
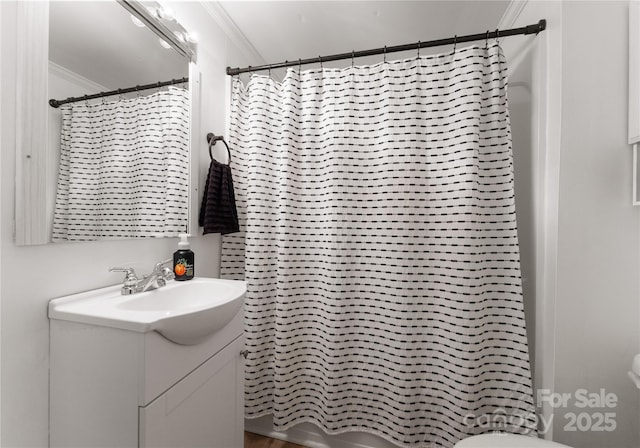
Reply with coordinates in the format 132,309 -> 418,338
138,258 -> 174,292
109,258 -> 174,295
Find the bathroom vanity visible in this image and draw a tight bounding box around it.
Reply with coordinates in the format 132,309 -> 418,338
48,278 -> 246,448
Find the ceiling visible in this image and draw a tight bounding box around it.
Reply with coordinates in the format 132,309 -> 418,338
218,1 -> 512,71
48,1 -> 512,89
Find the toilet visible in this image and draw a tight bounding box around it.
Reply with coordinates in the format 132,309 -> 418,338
454,433 -> 571,447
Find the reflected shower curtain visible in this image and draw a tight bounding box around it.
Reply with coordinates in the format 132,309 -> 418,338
221,44 -> 536,448
52,86 -> 189,241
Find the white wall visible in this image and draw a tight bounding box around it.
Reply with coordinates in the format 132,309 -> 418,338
554,2 -> 640,447
0,2 -> 254,446
507,2 -> 640,447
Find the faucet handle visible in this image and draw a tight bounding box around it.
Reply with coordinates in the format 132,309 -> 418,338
161,266 -> 175,281
109,266 -> 137,280
154,258 -> 173,272
153,259 -> 174,281
109,267 -> 139,295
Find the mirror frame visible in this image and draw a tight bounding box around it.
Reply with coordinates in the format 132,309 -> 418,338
14,1 -> 199,245
15,1 -> 49,245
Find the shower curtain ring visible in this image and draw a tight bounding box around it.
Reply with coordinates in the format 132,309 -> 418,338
351,50 -> 355,67
268,64 -> 272,77
383,45 -> 387,63
318,55 -> 323,69
495,28 -> 500,42
485,30 -> 490,49
453,35 -> 457,53
417,41 -> 420,58
298,58 -> 302,73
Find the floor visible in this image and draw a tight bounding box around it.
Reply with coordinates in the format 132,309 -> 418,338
244,431 -> 307,448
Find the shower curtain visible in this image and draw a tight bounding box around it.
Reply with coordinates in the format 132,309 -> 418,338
52,86 -> 189,241
221,44 -> 536,448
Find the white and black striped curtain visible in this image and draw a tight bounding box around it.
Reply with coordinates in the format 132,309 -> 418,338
52,86 -> 189,241
222,44 -> 536,448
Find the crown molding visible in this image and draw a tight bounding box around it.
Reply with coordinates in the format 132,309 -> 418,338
498,0 -> 528,29
199,1 -> 266,67
48,61 -> 107,93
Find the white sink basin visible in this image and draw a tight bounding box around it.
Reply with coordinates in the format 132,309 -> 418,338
48,278 -> 246,345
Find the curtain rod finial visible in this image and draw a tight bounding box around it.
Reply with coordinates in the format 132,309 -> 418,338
525,19 -> 547,35
538,19 -> 547,32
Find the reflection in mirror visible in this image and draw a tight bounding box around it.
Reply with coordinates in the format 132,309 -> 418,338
17,0 -> 195,245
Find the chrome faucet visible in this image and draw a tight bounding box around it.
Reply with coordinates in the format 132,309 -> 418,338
138,258 -> 174,292
109,258 -> 174,295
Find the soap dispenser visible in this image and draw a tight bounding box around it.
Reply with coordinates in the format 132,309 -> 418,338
173,234 -> 194,281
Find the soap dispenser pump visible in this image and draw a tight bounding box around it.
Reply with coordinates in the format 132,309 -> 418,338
173,234 -> 194,281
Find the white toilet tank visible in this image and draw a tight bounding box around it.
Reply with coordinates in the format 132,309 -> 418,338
454,434 -> 571,447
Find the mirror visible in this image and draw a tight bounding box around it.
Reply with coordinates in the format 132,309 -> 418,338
15,0 -> 197,245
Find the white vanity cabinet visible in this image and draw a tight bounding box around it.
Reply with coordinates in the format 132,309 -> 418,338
139,336 -> 244,447
49,310 -> 244,448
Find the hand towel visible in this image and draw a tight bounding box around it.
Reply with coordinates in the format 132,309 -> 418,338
198,158 -> 240,235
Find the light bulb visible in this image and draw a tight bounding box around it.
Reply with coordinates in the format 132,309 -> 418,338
158,38 -> 172,49
130,14 -> 145,27
174,31 -> 186,43
157,7 -> 175,21
184,32 -> 198,44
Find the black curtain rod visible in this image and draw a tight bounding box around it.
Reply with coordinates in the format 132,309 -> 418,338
48,77 -> 189,108
226,19 -> 546,76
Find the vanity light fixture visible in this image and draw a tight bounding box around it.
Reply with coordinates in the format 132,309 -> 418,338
119,0 -> 197,62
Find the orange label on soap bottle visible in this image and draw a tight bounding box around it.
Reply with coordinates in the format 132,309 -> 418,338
174,263 -> 186,276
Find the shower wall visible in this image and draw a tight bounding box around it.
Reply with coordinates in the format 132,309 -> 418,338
505,2 -> 640,447
510,62 -> 536,374
553,2 -> 640,447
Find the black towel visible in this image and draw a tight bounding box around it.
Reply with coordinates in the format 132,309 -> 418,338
199,159 -> 239,235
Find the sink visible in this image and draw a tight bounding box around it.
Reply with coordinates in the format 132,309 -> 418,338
48,278 -> 246,345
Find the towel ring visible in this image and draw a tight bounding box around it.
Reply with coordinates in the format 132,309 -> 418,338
206,133 -> 231,163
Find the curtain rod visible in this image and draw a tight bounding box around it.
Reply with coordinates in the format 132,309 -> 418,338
48,77 -> 189,108
226,19 -> 546,76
